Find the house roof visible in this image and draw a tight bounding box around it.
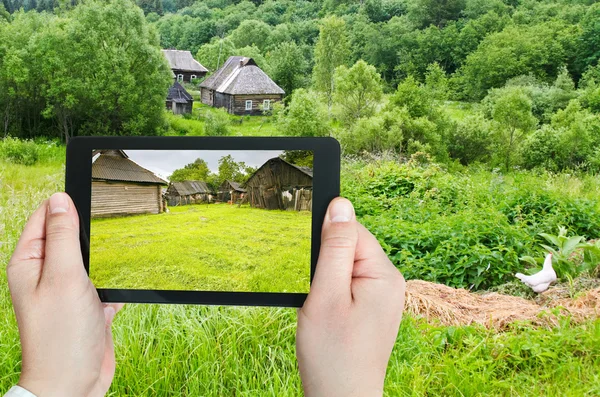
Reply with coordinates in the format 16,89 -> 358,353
243,157 -> 313,188
170,180 -> 212,196
220,180 -> 246,192
199,56 -> 284,95
92,150 -> 168,185
167,81 -> 193,104
162,49 -> 208,73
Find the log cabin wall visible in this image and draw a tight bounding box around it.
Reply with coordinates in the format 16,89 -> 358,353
91,181 -> 162,218
231,94 -> 283,115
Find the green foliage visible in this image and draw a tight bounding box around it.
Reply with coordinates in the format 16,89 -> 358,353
487,86 -> 538,170
333,60 -> 383,124
195,37 -> 237,72
267,41 -> 308,96
312,15 -> 349,107
456,22 -> 578,100
0,137 -> 38,165
228,19 -> 271,52
448,113 -> 493,165
338,110 -> 404,155
425,62 -> 449,100
217,154 -> 253,184
169,158 -> 210,182
203,107 -> 230,136
389,76 -> 434,118
279,89 -> 330,137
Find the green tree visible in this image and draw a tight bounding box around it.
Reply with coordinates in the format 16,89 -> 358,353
448,114 -> 493,165
228,19 -> 271,52
280,89 -> 330,137
405,0 -> 466,28
424,62 -> 449,100
217,154 -> 252,183
196,37 -> 236,72
204,108 -> 230,136
312,16 -> 349,108
170,158 -> 211,182
333,60 -> 383,124
577,3 -> 600,76
489,87 -> 538,170
388,76 -> 434,118
267,41 -> 307,96
279,150 -> 314,167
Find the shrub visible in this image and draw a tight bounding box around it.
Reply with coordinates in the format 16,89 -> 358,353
203,108 -> 230,136
0,137 -> 39,165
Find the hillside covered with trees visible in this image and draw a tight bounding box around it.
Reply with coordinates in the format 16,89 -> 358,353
1,0 -> 600,172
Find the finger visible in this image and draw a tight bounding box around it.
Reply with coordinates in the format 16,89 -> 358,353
97,308 -> 117,396
352,223 -> 398,279
7,200 -> 49,295
310,197 -> 358,303
41,193 -> 85,285
103,303 -> 125,317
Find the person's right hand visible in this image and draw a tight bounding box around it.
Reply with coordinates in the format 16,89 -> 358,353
296,198 -> 406,397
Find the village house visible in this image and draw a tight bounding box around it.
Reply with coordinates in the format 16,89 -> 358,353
165,180 -> 214,206
217,180 -> 246,203
243,157 -> 313,211
166,81 -> 194,115
91,150 -> 168,218
162,49 -> 208,83
199,56 -> 284,115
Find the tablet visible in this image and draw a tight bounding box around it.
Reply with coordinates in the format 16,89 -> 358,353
65,136 -> 340,307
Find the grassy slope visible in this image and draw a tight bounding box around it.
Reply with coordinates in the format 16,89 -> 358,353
1,155 -> 600,396
91,205 -> 311,292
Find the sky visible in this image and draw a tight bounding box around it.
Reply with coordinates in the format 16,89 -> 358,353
125,150 -> 284,180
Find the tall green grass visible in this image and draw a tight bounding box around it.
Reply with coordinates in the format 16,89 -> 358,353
1,145 -> 600,396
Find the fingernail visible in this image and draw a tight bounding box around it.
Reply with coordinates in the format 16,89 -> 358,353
104,306 -> 116,326
49,193 -> 69,214
330,199 -> 354,223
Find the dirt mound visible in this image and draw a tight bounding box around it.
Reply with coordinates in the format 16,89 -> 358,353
405,280 -> 600,329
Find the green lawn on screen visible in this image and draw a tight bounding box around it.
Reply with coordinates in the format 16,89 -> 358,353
90,204 -> 311,293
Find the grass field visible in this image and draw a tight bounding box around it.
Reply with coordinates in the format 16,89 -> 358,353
90,205 -> 311,292
2,153 -> 600,396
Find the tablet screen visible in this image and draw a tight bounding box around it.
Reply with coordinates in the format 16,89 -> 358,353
89,149 -> 313,293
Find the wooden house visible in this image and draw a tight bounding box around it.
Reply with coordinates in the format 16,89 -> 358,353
242,158 -> 313,211
217,180 -> 246,203
162,49 -> 208,83
166,81 -> 193,114
166,180 -> 214,206
199,56 -> 284,115
91,150 -> 168,218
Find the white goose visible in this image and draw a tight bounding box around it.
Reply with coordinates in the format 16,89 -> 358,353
515,253 -> 557,293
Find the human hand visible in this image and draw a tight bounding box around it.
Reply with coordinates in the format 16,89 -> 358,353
7,193 -> 123,397
297,198 -> 406,397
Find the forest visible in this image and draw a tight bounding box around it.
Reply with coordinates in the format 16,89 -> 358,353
0,0 -> 599,172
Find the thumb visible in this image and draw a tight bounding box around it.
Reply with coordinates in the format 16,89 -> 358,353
41,193 -> 86,285
309,198 -> 358,305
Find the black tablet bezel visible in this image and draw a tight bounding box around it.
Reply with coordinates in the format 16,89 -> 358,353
65,136 -> 340,307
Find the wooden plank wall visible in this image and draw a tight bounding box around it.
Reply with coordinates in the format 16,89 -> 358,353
91,181 -> 161,218
232,94 -> 283,115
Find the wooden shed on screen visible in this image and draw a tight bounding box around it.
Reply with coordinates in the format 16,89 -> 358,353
91,150 -> 168,218
162,49 -> 208,83
199,56 -> 284,115
166,180 -> 214,206
243,158 -> 313,211
217,180 -> 246,203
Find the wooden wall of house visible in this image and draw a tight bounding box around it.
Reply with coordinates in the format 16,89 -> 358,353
245,160 -> 312,211
173,70 -> 206,83
91,181 -> 162,218
166,193 -> 212,206
200,88 -> 213,106
172,102 -> 193,115
232,94 -> 283,115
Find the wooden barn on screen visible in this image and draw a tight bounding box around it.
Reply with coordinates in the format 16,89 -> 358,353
166,180 -> 214,206
91,150 -> 168,218
217,180 -> 246,203
199,56 -> 284,115
166,81 -> 194,114
162,49 -> 208,83
243,158 -> 313,211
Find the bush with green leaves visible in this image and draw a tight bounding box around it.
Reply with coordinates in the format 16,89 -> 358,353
0,137 -> 39,165
203,108 -> 230,136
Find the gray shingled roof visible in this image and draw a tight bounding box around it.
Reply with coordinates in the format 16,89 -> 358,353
200,56 -> 284,95
223,180 -> 246,192
170,181 -> 212,196
92,151 -> 167,185
162,49 -> 208,73
167,81 -> 193,104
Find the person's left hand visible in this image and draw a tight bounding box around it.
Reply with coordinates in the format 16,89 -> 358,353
7,193 -> 123,397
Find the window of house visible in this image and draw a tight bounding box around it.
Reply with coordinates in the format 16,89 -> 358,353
263,100 -> 271,110
191,75 -> 197,80
245,100 -> 253,111
177,74 -> 184,82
